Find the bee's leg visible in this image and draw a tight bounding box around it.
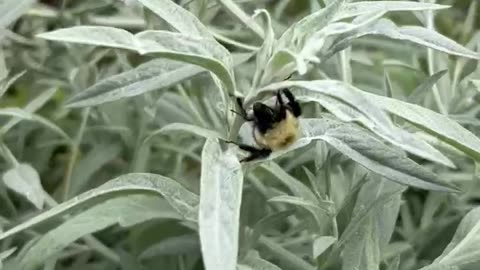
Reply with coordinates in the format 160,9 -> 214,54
226,141 -> 271,162
274,90 -> 288,122
276,89 -> 285,106
231,97 -> 254,121
281,88 -> 302,117
238,145 -> 272,162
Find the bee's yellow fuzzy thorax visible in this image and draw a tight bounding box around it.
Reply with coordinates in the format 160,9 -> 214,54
254,111 -> 299,151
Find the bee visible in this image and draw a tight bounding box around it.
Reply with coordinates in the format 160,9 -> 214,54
228,88 -> 302,162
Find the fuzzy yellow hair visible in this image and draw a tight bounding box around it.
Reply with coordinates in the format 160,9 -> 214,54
253,111 -> 299,151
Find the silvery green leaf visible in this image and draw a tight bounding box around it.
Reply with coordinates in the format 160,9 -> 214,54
328,19 -> 479,60
362,91 -> 480,161
260,49 -> 298,85
277,0 -> 347,52
19,194 -> 180,270
408,70 -> 448,102
37,26 -> 137,50
258,236 -> 315,270
215,0 -> 264,38
263,1 -> 350,77
252,9 -> 275,87
0,247 -> 16,269
139,234 -> 199,259
0,247 -> 16,261
399,26 -> 479,59
0,48 -> 5,81
386,256 -> 400,270
136,0 -> 212,38
313,236 -> 337,258
37,27 -> 235,94
2,164 -> 45,209
335,1 -> 449,21
0,108 -> 70,140
268,195 -> 333,226
0,173 -> 199,241
249,210 -> 295,249
420,207 -> 480,270
321,125 -> 457,192
145,123 -> 224,142
309,92 -> 454,168
237,265 -> 253,270
69,143 -> 122,196
254,10 -> 274,67
66,59 -> 204,107
0,0 -> 36,28
261,162 -> 319,203
304,10 -> 386,55
341,178 -> 404,270
135,0 -> 232,104
0,71 -> 26,99
199,139 -> 243,270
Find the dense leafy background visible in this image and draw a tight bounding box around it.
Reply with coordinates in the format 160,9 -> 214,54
1,0 -> 480,270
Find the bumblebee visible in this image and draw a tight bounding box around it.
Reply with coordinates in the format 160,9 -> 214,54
229,88 -> 302,162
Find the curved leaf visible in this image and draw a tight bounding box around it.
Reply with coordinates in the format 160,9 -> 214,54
199,139 -> 243,270
136,0 -> 212,38
0,108 -> 70,141
145,123 -> 224,144
66,59 -> 204,107
335,1 -> 449,21
420,207 -> 480,270
309,94 -> 454,168
328,19 -> 479,60
277,0 -> 346,51
19,195 -> 180,270
363,91 -> 480,161
0,173 -> 199,241
0,0 -> 36,28
37,26 -> 235,96
341,178 -> 404,270
321,125 -> 457,192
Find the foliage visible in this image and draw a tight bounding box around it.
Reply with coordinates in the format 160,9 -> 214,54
0,0 -> 480,269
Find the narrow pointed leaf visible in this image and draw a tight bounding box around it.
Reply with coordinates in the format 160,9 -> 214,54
66,59 -> 204,107
0,173 -> 199,241
335,1 -> 449,21
363,91 -> 480,161
19,195 -> 180,270
420,207 -> 480,270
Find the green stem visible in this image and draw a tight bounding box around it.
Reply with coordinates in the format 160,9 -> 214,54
131,100 -> 148,172
62,108 -> 90,200
425,4 -> 447,115
339,50 -> 352,84
178,85 -> 209,127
